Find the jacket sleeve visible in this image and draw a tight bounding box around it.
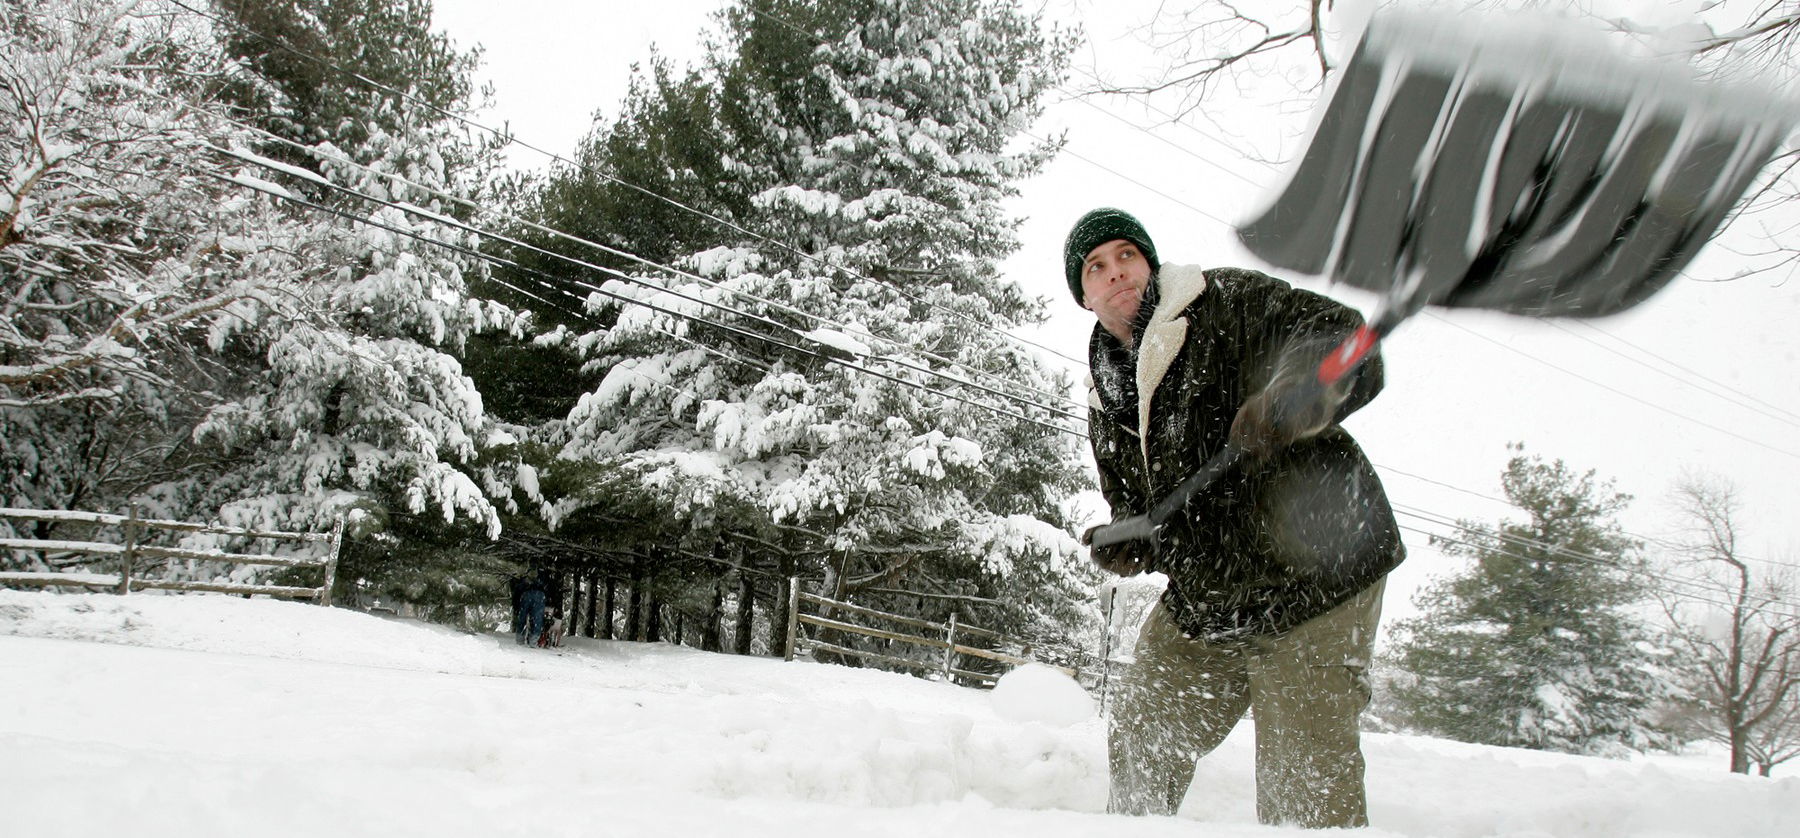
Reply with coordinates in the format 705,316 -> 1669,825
1242,272 -> 1385,424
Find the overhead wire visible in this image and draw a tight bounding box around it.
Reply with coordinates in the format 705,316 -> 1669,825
1419,311 -> 1800,462
1369,454 -> 1798,575
168,155 -> 1088,441
171,0 -> 1777,497
1554,318 -> 1800,428
1390,502 -> 1800,614
137,0 -> 1800,587
1394,519 -> 1800,621
1063,63 -> 1274,175
162,0 -> 1091,371
1056,91 -> 1267,190
1059,42 -> 1800,464
108,64 -> 1093,424
161,0 -> 1800,478
212,118 -> 1800,581
113,71 -> 1097,433
212,150 -> 1089,436
176,109 -> 1091,422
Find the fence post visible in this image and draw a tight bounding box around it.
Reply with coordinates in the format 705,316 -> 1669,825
1098,586 -> 1117,714
316,517 -> 344,606
783,576 -> 801,661
942,611 -> 959,682
116,504 -> 140,595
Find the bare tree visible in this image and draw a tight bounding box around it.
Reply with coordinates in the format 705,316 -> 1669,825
1657,475 -> 1800,775
1086,1 -> 1334,112
1744,684 -> 1800,775
1092,1 -> 1800,100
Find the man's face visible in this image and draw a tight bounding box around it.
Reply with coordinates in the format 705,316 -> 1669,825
1081,238 -> 1151,342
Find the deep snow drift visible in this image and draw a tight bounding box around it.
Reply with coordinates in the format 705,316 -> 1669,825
2,590 -> 1794,838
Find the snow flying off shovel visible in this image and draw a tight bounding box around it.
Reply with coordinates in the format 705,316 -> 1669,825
1086,8 -> 1796,552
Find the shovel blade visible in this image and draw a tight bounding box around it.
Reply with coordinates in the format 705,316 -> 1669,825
1238,9 -> 1795,319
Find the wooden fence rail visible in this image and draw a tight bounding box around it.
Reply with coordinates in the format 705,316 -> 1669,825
783,580 -> 1086,688
0,506 -> 344,605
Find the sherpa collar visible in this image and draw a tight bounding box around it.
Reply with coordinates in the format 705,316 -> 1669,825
1133,265 -> 1208,457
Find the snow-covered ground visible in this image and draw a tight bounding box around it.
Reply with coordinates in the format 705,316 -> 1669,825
2,590 -> 1794,838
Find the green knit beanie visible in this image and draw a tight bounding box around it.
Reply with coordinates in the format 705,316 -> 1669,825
1064,207 -> 1159,304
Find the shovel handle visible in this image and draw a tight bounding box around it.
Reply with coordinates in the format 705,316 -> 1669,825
1084,443 -> 1246,551
1318,324 -> 1381,385
1085,513 -> 1157,550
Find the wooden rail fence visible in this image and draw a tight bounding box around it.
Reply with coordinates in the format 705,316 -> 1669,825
0,506 -> 344,604
783,580 -> 1086,688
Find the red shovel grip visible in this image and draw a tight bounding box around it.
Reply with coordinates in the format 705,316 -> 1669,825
1317,324 -> 1380,386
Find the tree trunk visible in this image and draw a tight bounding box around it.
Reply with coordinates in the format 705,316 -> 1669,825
811,549 -> 857,667
646,597 -> 662,642
601,576 -> 616,640
702,579 -> 724,652
734,569 -> 755,656
768,553 -> 796,657
626,564 -> 644,642
561,570 -> 575,630
583,570 -> 598,638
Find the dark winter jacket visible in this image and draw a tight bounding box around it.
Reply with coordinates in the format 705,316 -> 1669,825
1087,265 -> 1405,640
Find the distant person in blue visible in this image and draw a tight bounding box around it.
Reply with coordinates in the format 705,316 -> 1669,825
515,572 -> 546,647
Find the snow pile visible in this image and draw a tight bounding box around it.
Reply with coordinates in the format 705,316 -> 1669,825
990,663 -> 1096,727
2,590 -> 1796,838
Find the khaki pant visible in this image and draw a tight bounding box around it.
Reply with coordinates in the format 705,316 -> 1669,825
1108,579 -> 1384,828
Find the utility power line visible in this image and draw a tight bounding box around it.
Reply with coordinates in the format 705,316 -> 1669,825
1556,318 -> 1800,428
164,0 -> 1091,372
158,95 -> 1090,419
131,151 -> 1800,617
142,0 -> 1800,582
1057,52 -> 1800,462
181,160 -> 1087,441
115,69 -> 1093,431
1393,503 -> 1799,610
1394,520 -> 1800,620
1420,310 -> 1800,462
172,0 -> 1800,474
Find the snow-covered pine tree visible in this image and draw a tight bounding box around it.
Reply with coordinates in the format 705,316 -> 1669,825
548,0 -> 1095,653
160,0 -> 522,590
1,1 -> 518,601
0,0 -> 285,538
1382,449 -> 1679,756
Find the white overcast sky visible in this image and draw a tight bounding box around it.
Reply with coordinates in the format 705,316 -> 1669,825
430,0 -> 1800,615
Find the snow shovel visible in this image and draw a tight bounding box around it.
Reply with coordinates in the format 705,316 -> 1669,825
1086,8 -> 1795,552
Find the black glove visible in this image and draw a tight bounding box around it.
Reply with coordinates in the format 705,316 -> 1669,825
1081,523 -> 1149,577
1229,371 -> 1351,460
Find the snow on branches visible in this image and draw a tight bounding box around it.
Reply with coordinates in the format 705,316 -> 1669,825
1,0 -> 513,541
